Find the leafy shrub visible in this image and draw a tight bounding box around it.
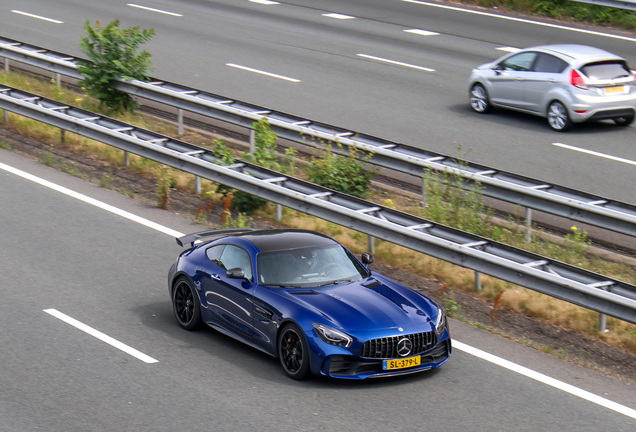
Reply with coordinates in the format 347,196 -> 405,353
305,143 -> 373,197
420,144 -> 492,236
78,20 -> 155,113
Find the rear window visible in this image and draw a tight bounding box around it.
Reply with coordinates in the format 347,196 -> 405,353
580,61 -> 631,80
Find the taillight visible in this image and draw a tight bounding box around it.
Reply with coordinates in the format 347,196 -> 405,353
570,69 -> 588,89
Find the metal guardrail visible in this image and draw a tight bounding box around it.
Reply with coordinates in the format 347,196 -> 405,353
1,84 -> 635,324
1,36 -> 635,238
573,0 -> 636,12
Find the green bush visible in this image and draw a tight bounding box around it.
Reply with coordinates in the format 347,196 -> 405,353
78,20 -> 155,113
305,143 -> 374,197
420,143 -> 493,236
468,0 -> 636,30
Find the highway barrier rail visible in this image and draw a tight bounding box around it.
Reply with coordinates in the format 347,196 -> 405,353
1,84 -> 635,324
1,36 -> 635,238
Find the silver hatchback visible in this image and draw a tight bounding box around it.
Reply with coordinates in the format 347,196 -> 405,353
468,44 -> 636,131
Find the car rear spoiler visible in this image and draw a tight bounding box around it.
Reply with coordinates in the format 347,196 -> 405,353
176,228 -> 260,247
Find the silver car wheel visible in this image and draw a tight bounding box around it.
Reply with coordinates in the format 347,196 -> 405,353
547,101 -> 571,131
470,84 -> 491,113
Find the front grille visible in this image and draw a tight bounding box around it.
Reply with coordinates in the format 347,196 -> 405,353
360,332 -> 437,358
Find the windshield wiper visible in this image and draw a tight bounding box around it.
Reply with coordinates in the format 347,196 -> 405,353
318,279 -> 353,287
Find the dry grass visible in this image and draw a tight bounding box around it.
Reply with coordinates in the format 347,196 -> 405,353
2,71 -> 635,354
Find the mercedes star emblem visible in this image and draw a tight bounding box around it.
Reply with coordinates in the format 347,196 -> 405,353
396,338 -> 412,357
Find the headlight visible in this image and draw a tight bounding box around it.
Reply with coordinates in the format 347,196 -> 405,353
313,323 -> 353,348
434,307 -> 447,337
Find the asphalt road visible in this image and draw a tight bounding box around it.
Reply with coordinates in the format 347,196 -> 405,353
1,150 -> 636,431
0,0 -> 635,204
1,2 -> 636,430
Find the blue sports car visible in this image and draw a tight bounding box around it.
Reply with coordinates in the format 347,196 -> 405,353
168,228 -> 451,379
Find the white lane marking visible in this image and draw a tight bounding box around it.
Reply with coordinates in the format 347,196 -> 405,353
250,0 -> 280,4
3,160 -> 635,417
357,54 -> 435,72
454,341 -> 636,420
226,63 -> 301,82
11,10 -> 63,24
553,143 -> 636,166
401,0 -> 636,42
0,162 -> 184,238
322,13 -> 355,20
127,3 -> 182,17
44,309 -> 159,364
404,29 -> 440,36
497,46 -> 521,53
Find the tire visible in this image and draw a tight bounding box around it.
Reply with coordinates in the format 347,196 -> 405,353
614,113 -> 634,127
469,83 -> 492,113
278,323 -> 310,380
547,101 -> 572,131
172,277 -> 202,330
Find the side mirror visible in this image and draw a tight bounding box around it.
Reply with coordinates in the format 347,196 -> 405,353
226,267 -> 246,279
361,253 -> 374,265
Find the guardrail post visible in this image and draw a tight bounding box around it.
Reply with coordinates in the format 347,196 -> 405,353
276,203 -> 282,222
55,73 -> 61,87
421,175 -> 427,208
60,129 -> 65,144
4,57 -> 8,74
525,207 -> 533,242
177,109 -> 184,135
599,313 -> 607,332
195,175 -> 201,194
249,128 -> 255,156
368,235 -> 375,253
124,151 -> 130,167
598,284 -> 610,332
475,271 -> 482,292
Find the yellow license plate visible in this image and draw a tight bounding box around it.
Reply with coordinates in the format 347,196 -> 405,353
604,85 -> 625,94
383,355 -> 421,370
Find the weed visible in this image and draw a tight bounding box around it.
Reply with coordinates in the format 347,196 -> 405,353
564,225 -> 592,262
305,141 -> 374,197
100,173 -> 113,189
156,164 -> 172,210
244,117 -> 281,171
40,152 -> 57,168
490,291 -> 505,325
222,211 -> 253,229
435,284 -> 464,319
61,162 -> 81,178
420,143 -> 492,236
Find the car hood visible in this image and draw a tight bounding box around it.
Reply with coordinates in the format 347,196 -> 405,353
284,276 -> 437,332
474,60 -> 498,71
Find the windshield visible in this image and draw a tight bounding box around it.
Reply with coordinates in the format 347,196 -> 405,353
257,244 -> 368,286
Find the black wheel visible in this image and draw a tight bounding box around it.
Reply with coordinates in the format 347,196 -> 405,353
614,113 -> 634,127
547,101 -> 572,131
172,277 -> 202,330
278,323 -> 310,380
469,83 -> 492,113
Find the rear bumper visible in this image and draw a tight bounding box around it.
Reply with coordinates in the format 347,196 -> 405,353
568,91 -> 636,122
577,107 -> 635,122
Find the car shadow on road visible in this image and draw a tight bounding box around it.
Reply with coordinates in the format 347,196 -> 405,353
135,301 -> 444,388
449,103 -> 630,136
